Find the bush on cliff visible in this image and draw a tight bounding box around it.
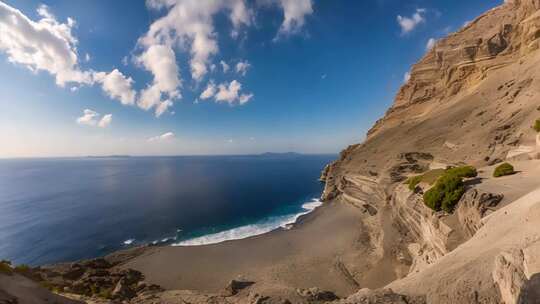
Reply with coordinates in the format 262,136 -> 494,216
406,175 -> 423,190
13,264 -> 32,277
0,260 -> 13,275
422,165 -> 475,213
534,119 -> 540,132
446,165 -> 477,178
423,174 -> 465,212
405,168 -> 446,191
493,162 -> 515,177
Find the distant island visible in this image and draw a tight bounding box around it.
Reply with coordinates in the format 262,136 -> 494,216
258,152 -> 303,157
85,155 -> 132,158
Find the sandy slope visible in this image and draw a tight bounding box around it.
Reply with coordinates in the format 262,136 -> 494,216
386,161 -> 540,303
0,273 -> 83,304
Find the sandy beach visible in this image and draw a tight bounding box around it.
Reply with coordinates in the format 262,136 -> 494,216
119,199 -> 399,297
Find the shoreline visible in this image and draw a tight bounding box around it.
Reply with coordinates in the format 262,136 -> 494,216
115,199 -> 396,297
113,198 -> 324,251
169,198 -> 323,247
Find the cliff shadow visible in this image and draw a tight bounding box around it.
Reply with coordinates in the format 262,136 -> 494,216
517,272 -> 540,304
464,177 -> 483,187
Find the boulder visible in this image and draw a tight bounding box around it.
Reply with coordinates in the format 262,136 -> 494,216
223,279 -> 254,296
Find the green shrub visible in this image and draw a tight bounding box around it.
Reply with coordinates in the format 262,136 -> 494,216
439,175 -> 466,212
421,168 -> 446,184
493,162 -> 515,177
446,165 -> 477,178
405,168 -> 446,191
534,119 -> 540,132
423,187 -> 443,210
39,281 -> 60,293
0,260 -> 13,275
14,264 -> 32,277
98,288 -> 113,299
422,165 -> 475,213
406,175 -> 423,190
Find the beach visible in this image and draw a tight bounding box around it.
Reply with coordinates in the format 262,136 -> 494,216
119,199 -> 400,297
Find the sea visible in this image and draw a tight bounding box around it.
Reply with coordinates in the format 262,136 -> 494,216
0,154 -> 335,266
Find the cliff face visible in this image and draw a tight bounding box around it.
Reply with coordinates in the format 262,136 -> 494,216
323,1 -> 540,303
322,0 -> 540,203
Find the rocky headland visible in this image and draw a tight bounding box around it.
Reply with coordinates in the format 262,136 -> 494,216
3,1 -> 540,303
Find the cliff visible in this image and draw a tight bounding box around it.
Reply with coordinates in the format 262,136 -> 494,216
3,2 -> 540,304
322,0 -> 540,203
322,0 -> 540,303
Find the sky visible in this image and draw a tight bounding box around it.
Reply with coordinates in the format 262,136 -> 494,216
0,0 -> 501,157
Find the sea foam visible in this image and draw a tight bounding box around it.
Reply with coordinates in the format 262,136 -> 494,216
172,198 -> 322,246
123,239 -> 135,245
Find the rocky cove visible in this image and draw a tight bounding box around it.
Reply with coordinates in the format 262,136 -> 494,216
4,0 -> 540,303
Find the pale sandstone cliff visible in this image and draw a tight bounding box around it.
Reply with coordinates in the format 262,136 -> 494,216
3,2 -> 540,304
323,1 -> 540,303
322,0 -> 540,203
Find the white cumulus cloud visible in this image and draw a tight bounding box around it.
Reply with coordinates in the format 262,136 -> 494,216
200,80 -> 252,105
215,80 -> 253,105
77,109 -> 112,128
137,44 -> 180,117
397,8 -> 426,35
200,81 -> 217,100
139,0 -> 251,82
276,0 -> 313,36
93,69 -> 136,105
0,2 -> 92,86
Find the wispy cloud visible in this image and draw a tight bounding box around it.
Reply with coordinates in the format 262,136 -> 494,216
235,60 -> 251,76
426,38 -> 437,50
148,132 -> 175,142
403,71 -> 411,83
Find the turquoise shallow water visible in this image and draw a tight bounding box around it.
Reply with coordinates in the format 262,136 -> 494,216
0,154 -> 335,266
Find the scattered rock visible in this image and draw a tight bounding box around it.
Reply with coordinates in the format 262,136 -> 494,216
339,288 -> 426,304
81,258 -> 111,269
223,279 -> 254,296
112,278 -> 136,300
62,267 -> 85,281
296,287 -> 339,301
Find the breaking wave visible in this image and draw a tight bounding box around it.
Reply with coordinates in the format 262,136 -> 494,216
172,198 -> 322,246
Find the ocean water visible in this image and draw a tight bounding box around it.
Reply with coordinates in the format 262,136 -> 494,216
0,154 -> 335,266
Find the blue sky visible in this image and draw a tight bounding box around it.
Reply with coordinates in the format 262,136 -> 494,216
0,0 -> 501,157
